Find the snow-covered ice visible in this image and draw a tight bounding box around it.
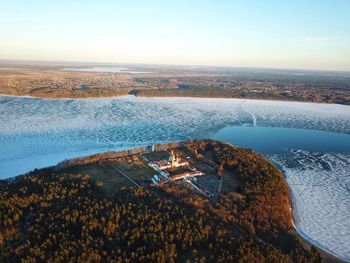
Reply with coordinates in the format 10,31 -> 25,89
269,150 -> 350,261
0,95 -> 350,260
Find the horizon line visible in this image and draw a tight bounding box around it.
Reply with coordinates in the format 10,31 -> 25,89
1,58 -> 350,73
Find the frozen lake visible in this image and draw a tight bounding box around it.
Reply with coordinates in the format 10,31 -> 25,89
0,95 -> 350,260
213,126 -> 350,261
63,66 -> 149,73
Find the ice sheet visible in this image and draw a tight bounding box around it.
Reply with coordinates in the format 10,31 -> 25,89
269,150 -> 350,261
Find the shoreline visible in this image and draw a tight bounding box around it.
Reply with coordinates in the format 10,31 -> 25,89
267,161 -> 347,263
286,177 -> 348,262
0,93 -> 132,101
1,93 -> 349,107
291,219 -> 347,263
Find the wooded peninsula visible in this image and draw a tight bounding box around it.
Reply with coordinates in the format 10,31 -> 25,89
0,140 -> 343,262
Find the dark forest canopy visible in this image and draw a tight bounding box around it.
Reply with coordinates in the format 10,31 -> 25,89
0,140 -> 324,262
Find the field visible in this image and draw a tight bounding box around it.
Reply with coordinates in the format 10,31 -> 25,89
57,155 -> 156,196
57,163 -> 133,195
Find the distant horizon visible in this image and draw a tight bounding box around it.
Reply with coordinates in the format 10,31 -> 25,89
1,58 -> 350,73
1,1 -> 350,71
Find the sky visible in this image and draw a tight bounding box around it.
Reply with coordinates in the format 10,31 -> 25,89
0,0 -> 350,71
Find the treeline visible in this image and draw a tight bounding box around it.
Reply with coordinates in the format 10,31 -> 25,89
133,86 -> 298,102
134,85 -> 238,98
30,87 -> 130,99
133,84 -> 350,105
57,147 -> 147,169
57,142 -> 184,169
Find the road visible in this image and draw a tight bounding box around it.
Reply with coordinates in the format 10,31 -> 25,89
110,163 -> 140,187
217,175 -> 224,194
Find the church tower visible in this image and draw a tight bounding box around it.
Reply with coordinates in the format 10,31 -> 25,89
169,149 -> 179,167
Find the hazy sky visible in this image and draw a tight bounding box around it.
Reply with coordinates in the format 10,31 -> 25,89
1,0 -> 350,70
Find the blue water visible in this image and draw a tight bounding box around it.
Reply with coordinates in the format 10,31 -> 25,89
213,125 -> 350,154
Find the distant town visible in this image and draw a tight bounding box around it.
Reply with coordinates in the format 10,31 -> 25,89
1,62 -> 350,105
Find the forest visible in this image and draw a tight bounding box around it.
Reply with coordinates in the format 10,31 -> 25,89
0,140 -> 322,262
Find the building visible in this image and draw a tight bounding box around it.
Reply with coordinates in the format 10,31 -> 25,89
169,150 -> 189,168
170,171 -> 204,181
